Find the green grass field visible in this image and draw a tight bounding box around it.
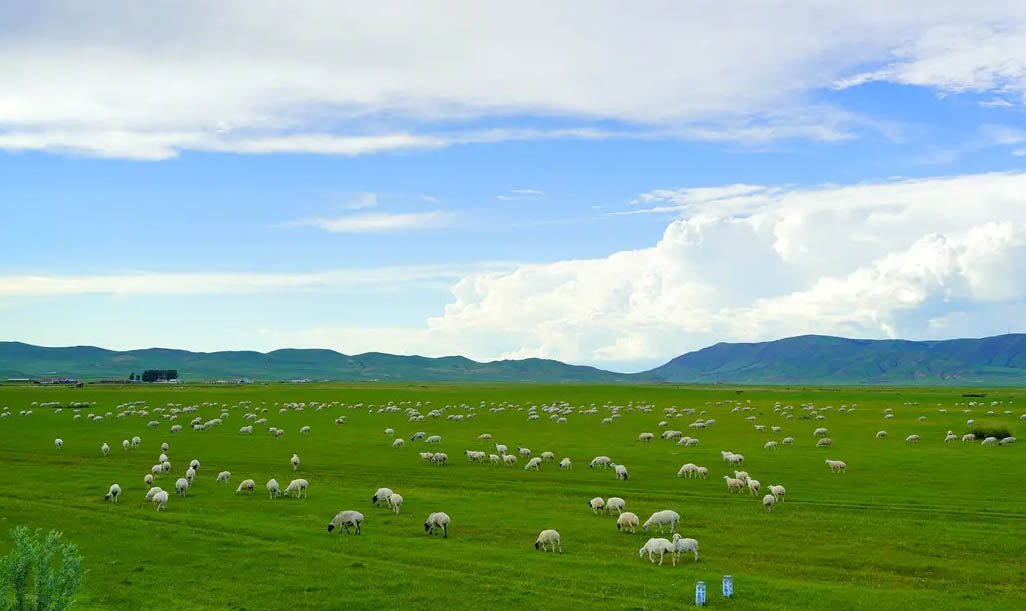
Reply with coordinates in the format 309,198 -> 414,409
0,383 -> 1023,610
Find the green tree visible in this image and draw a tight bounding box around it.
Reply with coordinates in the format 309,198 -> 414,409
0,526 -> 84,611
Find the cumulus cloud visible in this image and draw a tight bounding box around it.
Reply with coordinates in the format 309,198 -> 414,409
1,1 -> 1024,158
324,172 -> 1026,369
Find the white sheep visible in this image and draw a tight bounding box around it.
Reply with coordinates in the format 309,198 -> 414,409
236,479 -> 255,494
589,456 -> 612,469
612,464 -> 630,480
782,437 -> 794,445
671,533 -> 699,563
541,451 -> 555,462
159,453 -> 168,463
291,453 -> 300,471
876,430 -> 888,439
216,471 -> 231,484
99,442 -> 109,456
642,510 -> 680,534
502,454 -> 517,466
695,466 -> 708,479
944,432 -> 958,443
534,529 -> 562,553
677,463 -> 697,478
769,484 -> 786,501
764,441 -> 777,450
606,497 -> 625,514
763,494 -> 776,512
144,473 -> 154,488
372,488 -> 395,506
638,537 -> 674,565
328,510 -> 364,535
747,479 -> 761,496
54,438 -> 63,452
524,457 -> 542,471
723,476 -> 745,493
387,493 -> 403,514
152,490 -> 169,511
638,432 -> 654,442
144,486 -> 164,501
588,497 -> 605,514
175,478 -> 190,496
189,459 -> 200,471
489,454 -> 501,464
825,459 -> 846,473
384,428 -> 395,437
392,438 -> 405,448
1000,436 -> 1017,446
300,426 -> 311,435
982,436 -> 998,446
816,438 -> 833,448
161,442 -> 169,452
813,427 -> 828,437
616,512 -> 640,533
267,478 -> 281,498
905,434 -> 920,443
425,435 -> 442,444
285,478 -> 308,498
131,436 -> 142,449
121,440 -> 130,451
104,483 -> 121,503
962,433 -> 976,443
432,452 -> 448,466
559,457 -> 572,470
424,512 -> 450,537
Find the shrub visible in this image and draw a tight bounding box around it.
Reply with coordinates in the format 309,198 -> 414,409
0,526 -> 84,611
969,426 -> 1013,440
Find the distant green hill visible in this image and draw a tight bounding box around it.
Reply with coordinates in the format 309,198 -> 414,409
645,334 -> 1026,385
0,342 -> 631,383
5,334 -> 1026,384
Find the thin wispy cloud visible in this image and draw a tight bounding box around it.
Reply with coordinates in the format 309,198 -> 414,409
289,210 -> 454,234
341,192 -> 379,210
497,188 -> 544,201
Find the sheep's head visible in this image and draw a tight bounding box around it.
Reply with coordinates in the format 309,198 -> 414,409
327,523 -> 336,532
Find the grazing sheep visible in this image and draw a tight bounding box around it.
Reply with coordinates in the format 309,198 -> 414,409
425,435 -> 442,444
517,447 -> 532,458
175,478 -> 190,497
328,510 -> 364,535
606,497 -> 625,514
372,488 -> 395,506
190,459 -> 200,471
944,432 -> 958,443
813,427 -> 828,437
525,457 -> 542,471
285,479 -> 309,498
825,459 -> 847,474
131,436 -> 142,449
724,476 -> 745,493
589,456 -> 612,469
534,529 -> 562,553
541,451 -> 555,462
161,461 -> 171,474
677,463 -> 697,478
612,464 -> 630,480
747,479 -> 761,496
432,453 -> 448,466
733,470 -> 750,482
559,457 -> 572,470
671,533 -> 699,563
387,493 -> 403,514
495,443 -> 508,455
962,433 -> 976,443
145,487 -> 164,501
150,464 -> 163,476
104,483 -> 121,503
384,428 -> 395,437
905,434 -> 920,443
764,441 -> 777,450
642,510 -> 680,534
982,436 -> 998,446
291,453 -> 300,471
695,466 -> 708,479
1000,436 -> 1017,446
489,454 -> 501,464
144,473 -> 154,488
159,453 -> 168,464
239,425 -> 253,434
216,471 -> 231,484
638,432 -> 655,442
638,537 -> 675,565
161,442 -> 169,452
122,440 -> 130,451
816,438 -> 833,448
185,467 -> 196,483
54,438 -> 63,452
502,454 -> 517,466
424,512 -> 450,537
236,479 -> 255,494
588,497 -> 605,514
267,478 -> 281,498
763,494 -> 776,512
876,430 -> 888,439
392,438 -> 405,448
616,512 -> 640,533
152,490 -> 169,511
782,437 -> 794,446
99,442 -> 110,456
300,426 -> 311,435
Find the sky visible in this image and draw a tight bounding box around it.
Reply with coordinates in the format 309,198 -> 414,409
2,1 -> 1026,371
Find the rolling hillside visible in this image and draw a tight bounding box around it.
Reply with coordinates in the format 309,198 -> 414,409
5,334 -> 1026,384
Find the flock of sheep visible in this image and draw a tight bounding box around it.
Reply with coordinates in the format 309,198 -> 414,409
7,393 -> 1021,567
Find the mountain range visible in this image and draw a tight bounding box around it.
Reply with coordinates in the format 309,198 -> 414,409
4,334 -> 1026,385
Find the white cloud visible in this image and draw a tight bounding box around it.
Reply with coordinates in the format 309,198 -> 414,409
497,188 -> 545,201
1,2 -> 1023,158
315,171 -> 1026,369
0,262 -> 519,297
289,210 -> 453,233
340,192 -> 378,210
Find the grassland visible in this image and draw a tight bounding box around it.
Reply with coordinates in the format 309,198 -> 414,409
0,383 -> 1024,610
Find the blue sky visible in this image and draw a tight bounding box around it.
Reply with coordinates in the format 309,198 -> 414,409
2,2 -> 1026,371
